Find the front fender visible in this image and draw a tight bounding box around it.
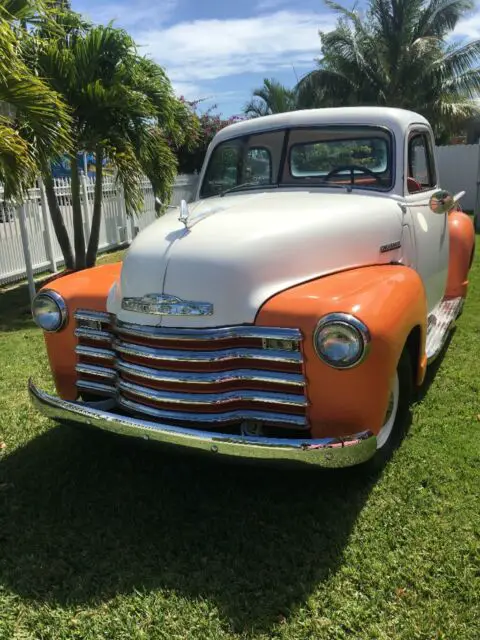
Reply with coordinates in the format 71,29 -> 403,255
39,263 -> 122,400
256,265 -> 427,439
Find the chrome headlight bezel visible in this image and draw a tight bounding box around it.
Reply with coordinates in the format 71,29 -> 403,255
313,313 -> 370,369
31,289 -> 68,332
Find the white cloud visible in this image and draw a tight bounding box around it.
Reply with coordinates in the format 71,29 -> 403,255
453,10 -> 480,38
82,0 -> 178,30
137,10 -> 332,86
170,81 -> 204,101
256,0 -> 290,11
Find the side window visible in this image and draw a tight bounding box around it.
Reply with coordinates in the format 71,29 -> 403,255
407,133 -> 436,193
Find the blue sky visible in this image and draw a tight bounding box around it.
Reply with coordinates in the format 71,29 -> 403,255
72,0 -> 480,117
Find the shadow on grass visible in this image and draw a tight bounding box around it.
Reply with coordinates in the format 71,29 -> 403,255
0,426 -> 376,632
0,281 -> 36,332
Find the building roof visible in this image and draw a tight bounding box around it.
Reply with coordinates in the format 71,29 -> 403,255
214,107 -> 431,144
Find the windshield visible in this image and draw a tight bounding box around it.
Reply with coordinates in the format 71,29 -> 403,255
199,126 -> 393,198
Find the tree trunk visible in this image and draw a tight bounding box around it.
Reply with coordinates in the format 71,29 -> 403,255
86,146 -> 104,268
70,154 -> 86,270
41,170 -> 75,271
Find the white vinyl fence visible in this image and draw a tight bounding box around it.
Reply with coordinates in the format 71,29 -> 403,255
435,144 -> 480,211
0,173 -> 198,287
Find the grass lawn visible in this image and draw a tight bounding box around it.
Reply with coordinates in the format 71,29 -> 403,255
0,246 -> 479,640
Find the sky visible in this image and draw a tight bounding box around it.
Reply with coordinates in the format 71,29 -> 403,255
71,0 -> 480,117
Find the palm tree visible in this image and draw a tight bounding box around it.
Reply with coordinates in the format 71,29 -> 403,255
297,0 -> 480,141
0,0 -> 70,200
244,78 -> 297,117
32,9 -> 198,269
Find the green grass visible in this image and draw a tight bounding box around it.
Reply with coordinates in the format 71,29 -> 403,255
0,247 -> 479,640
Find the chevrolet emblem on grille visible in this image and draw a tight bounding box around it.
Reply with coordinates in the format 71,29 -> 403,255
121,294 -> 214,316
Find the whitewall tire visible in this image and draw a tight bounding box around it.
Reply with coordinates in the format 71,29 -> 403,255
363,349 -> 412,471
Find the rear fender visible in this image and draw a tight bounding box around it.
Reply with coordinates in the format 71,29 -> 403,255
446,210 -> 475,298
256,265 -> 427,438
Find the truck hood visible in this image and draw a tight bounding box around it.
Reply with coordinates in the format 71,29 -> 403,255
108,190 -> 404,327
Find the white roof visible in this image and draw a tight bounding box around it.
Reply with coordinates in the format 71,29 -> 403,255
214,107 -> 431,143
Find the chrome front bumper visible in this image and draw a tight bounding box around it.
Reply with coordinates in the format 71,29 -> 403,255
28,379 -> 377,468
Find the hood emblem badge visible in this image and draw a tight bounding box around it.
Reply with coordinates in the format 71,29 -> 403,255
178,199 -> 190,229
122,293 -> 213,316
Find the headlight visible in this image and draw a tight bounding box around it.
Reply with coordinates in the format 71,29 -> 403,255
31,290 -> 67,332
314,313 -> 370,369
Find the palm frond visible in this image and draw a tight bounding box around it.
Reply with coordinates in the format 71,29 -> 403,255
413,0 -> 474,39
0,8 -> 72,195
112,142 -> 144,217
432,39 -> 480,79
243,78 -> 297,117
292,0 -> 479,137
0,120 -> 36,197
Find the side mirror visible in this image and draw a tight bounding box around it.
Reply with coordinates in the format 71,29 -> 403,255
429,190 -> 454,214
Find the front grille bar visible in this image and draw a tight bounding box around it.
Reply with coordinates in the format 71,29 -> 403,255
114,319 -> 301,343
117,395 -> 308,427
115,359 -> 305,387
118,379 -> 307,407
76,345 -> 115,361
77,379 -> 116,396
75,327 -> 113,343
75,310 -> 111,323
76,363 -> 117,381
114,339 -> 303,364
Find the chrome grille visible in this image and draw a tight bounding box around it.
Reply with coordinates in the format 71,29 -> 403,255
74,310 -> 308,429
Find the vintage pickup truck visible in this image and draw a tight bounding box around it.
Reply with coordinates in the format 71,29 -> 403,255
29,107 -> 476,469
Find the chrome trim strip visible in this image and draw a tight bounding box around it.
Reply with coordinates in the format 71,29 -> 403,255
29,379 -> 377,468
75,309 -> 112,323
313,312 -> 371,369
76,379 -> 116,396
75,327 -> 113,342
118,395 -> 307,427
118,379 -> 307,407
114,320 -> 302,343
116,359 -> 305,387
76,363 -> 117,380
114,339 -> 303,364
75,345 -> 115,360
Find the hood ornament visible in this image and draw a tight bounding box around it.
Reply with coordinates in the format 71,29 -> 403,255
122,293 -> 213,316
178,199 -> 190,229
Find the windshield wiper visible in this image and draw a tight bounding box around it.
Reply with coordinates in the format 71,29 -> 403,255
220,183 -> 279,197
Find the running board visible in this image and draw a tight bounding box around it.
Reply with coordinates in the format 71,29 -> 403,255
426,297 -> 463,363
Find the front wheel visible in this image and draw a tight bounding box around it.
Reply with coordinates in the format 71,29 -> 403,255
363,349 -> 412,472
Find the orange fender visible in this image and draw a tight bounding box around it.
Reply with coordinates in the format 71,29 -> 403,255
446,211 -> 475,298
256,265 -> 427,439
40,263 -> 121,400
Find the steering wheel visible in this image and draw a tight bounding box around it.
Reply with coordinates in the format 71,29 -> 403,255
324,165 -> 383,186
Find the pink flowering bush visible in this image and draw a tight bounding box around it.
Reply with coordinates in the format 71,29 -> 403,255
174,98 -> 244,174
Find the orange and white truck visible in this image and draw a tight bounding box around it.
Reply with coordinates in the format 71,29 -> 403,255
29,107 -> 476,469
